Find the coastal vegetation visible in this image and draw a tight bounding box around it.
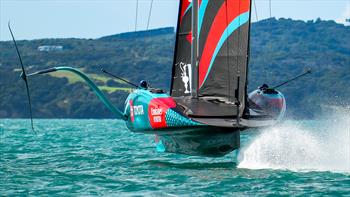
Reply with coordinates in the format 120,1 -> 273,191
0,18 -> 349,118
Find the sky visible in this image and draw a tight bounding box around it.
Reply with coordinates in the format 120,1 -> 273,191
1,0 -> 349,41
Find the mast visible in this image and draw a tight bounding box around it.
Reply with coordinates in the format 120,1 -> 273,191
191,0 -> 198,98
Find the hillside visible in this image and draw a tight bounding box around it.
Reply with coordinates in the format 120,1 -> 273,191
0,19 -> 349,119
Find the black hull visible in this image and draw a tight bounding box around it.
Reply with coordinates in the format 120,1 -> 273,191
158,127 -> 241,157
130,125 -> 242,157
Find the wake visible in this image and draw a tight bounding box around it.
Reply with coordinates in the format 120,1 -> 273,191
238,109 -> 350,173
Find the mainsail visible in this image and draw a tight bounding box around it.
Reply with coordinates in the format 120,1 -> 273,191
171,0 -> 252,118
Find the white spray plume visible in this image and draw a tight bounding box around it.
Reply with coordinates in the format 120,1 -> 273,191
238,109 -> 350,173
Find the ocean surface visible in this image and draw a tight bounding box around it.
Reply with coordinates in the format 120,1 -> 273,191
1,115 -> 349,196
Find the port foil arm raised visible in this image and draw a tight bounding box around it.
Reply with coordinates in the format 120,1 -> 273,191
28,66 -> 127,120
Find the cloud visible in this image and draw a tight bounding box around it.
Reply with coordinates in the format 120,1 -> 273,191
336,2 -> 350,26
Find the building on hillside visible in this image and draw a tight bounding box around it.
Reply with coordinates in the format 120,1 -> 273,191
38,45 -> 63,52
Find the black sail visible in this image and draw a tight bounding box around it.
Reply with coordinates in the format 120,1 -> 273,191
171,0 -> 193,97
171,0 -> 252,118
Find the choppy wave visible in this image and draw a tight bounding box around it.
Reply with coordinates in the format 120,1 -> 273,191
1,119 -> 350,195
238,110 -> 350,173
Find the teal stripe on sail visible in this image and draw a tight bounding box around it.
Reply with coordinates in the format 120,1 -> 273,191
198,0 -> 209,35
185,2 -> 192,15
201,12 -> 250,88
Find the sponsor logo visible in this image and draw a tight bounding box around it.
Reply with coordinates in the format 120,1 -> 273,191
177,62 -> 192,94
151,107 -> 162,123
129,100 -> 134,122
151,108 -> 162,116
133,105 -> 144,116
148,98 -> 176,129
153,116 -> 162,123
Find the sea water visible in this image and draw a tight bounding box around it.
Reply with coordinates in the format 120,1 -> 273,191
1,114 -> 349,195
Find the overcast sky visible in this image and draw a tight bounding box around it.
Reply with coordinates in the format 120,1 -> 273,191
1,0 -> 349,41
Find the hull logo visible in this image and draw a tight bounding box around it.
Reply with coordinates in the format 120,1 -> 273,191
133,105 -> 144,115
129,100 -> 134,122
151,107 -> 163,123
151,108 -> 162,116
148,98 -> 176,129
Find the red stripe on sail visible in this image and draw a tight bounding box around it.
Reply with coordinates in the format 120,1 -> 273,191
187,31 -> 192,43
180,0 -> 191,24
198,0 -> 250,87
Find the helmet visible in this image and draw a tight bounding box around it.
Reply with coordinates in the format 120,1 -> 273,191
140,80 -> 148,89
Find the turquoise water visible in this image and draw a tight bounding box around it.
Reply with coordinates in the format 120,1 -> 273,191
1,118 -> 349,196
